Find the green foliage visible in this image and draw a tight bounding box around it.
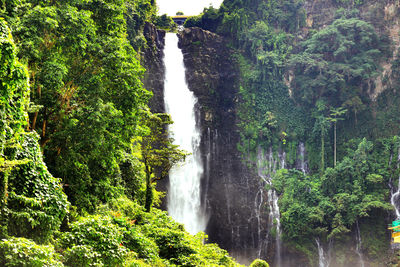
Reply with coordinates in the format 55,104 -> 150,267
289,17 -> 382,109
59,215 -> 129,266
137,110 -> 187,211
273,138 -> 393,248
0,18 -> 29,169
184,6 -> 223,32
312,100 -> 331,172
0,237 -> 63,267
58,197 -> 243,267
188,0 -> 307,151
123,227 -> 159,261
6,132 -> 69,243
187,0 -> 305,37
0,3 -> 244,267
5,0 -> 153,212
0,19 -> 69,243
249,259 -> 270,267
125,0 -> 158,49
154,14 -> 177,32
63,245 -> 103,267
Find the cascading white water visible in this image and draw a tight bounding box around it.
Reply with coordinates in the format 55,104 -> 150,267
315,238 -> 329,267
203,128 -> 211,214
164,33 -> 206,235
299,142 -> 308,174
355,221 -> 365,267
257,146 -> 283,266
390,147 -> 400,220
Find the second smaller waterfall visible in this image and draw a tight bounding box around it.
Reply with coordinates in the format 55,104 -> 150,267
390,147 -> 400,220
355,221 -> 365,267
315,238 -> 329,267
257,147 -> 283,266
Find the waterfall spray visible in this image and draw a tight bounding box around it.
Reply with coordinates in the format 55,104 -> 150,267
315,238 -> 329,267
164,33 -> 206,234
390,147 -> 400,220
299,142 -> 308,174
257,146 -> 282,266
355,221 -> 365,267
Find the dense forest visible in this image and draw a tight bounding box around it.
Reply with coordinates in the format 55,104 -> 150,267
1,0 -> 400,266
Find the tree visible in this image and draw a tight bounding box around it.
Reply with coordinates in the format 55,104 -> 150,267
328,107 -> 347,166
0,19 -> 68,243
343,96 -> 364,125
137,110 -> 187,212
176,11 -> 184,15
289,17 -> 382,109
10,0 -> 153,211
312,100 -> 331,173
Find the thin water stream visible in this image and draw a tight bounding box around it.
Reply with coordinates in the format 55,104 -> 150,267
390,147 -> 400,220
355,221 -> 365,267
257,147 -> 282,266
315,238 -> 329,267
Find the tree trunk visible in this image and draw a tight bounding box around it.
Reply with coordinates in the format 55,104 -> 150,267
321,132 -> 325,173
0,172 -> 8,210
0,172 -> 8,238
144,164 -> 153,212
32,111 -> 38,130
334,122 -> 337,167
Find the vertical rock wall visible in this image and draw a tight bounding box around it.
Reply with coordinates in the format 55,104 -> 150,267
142,24 -> 306,265
177,27 -> 269,263
142,22 -> 166,114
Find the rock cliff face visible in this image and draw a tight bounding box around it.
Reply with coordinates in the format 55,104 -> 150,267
143,25 -> 303,265
177,27 -> 270,263
141,0 -> 400,264
303,0 -> 400,100
141,23 -> 170,199
142,22 -> 166,113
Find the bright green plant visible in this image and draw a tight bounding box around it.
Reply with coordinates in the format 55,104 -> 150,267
0,18 -> 69,243
137,110 -> 187,211
0,237 -> 63,267
250,259 -> 270,267
59,215 -> 128,266
6,0 -> 153,212
97,197 -> 242,266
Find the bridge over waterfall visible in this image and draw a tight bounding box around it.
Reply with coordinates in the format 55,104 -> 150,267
172,15 -> 188,25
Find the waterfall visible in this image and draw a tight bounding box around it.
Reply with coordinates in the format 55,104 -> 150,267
355,221 -> 365,267
257,146 -> 282,266
164,33 -> 206,235
203,128 -> 211,214
299,142 -> 308,174
315,238 -> 329,267
390,147 -> 400,220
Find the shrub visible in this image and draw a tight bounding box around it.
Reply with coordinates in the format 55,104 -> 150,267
0,19 -> 69,244
95,197 -> 242,266
63,245 -> 103,267
59,215 -> 128,266
250,259 -> 270,267
6,133 -> 69,244
142,226 -> 195,263
123,227 -> 159,261
0,237 -> 63,266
